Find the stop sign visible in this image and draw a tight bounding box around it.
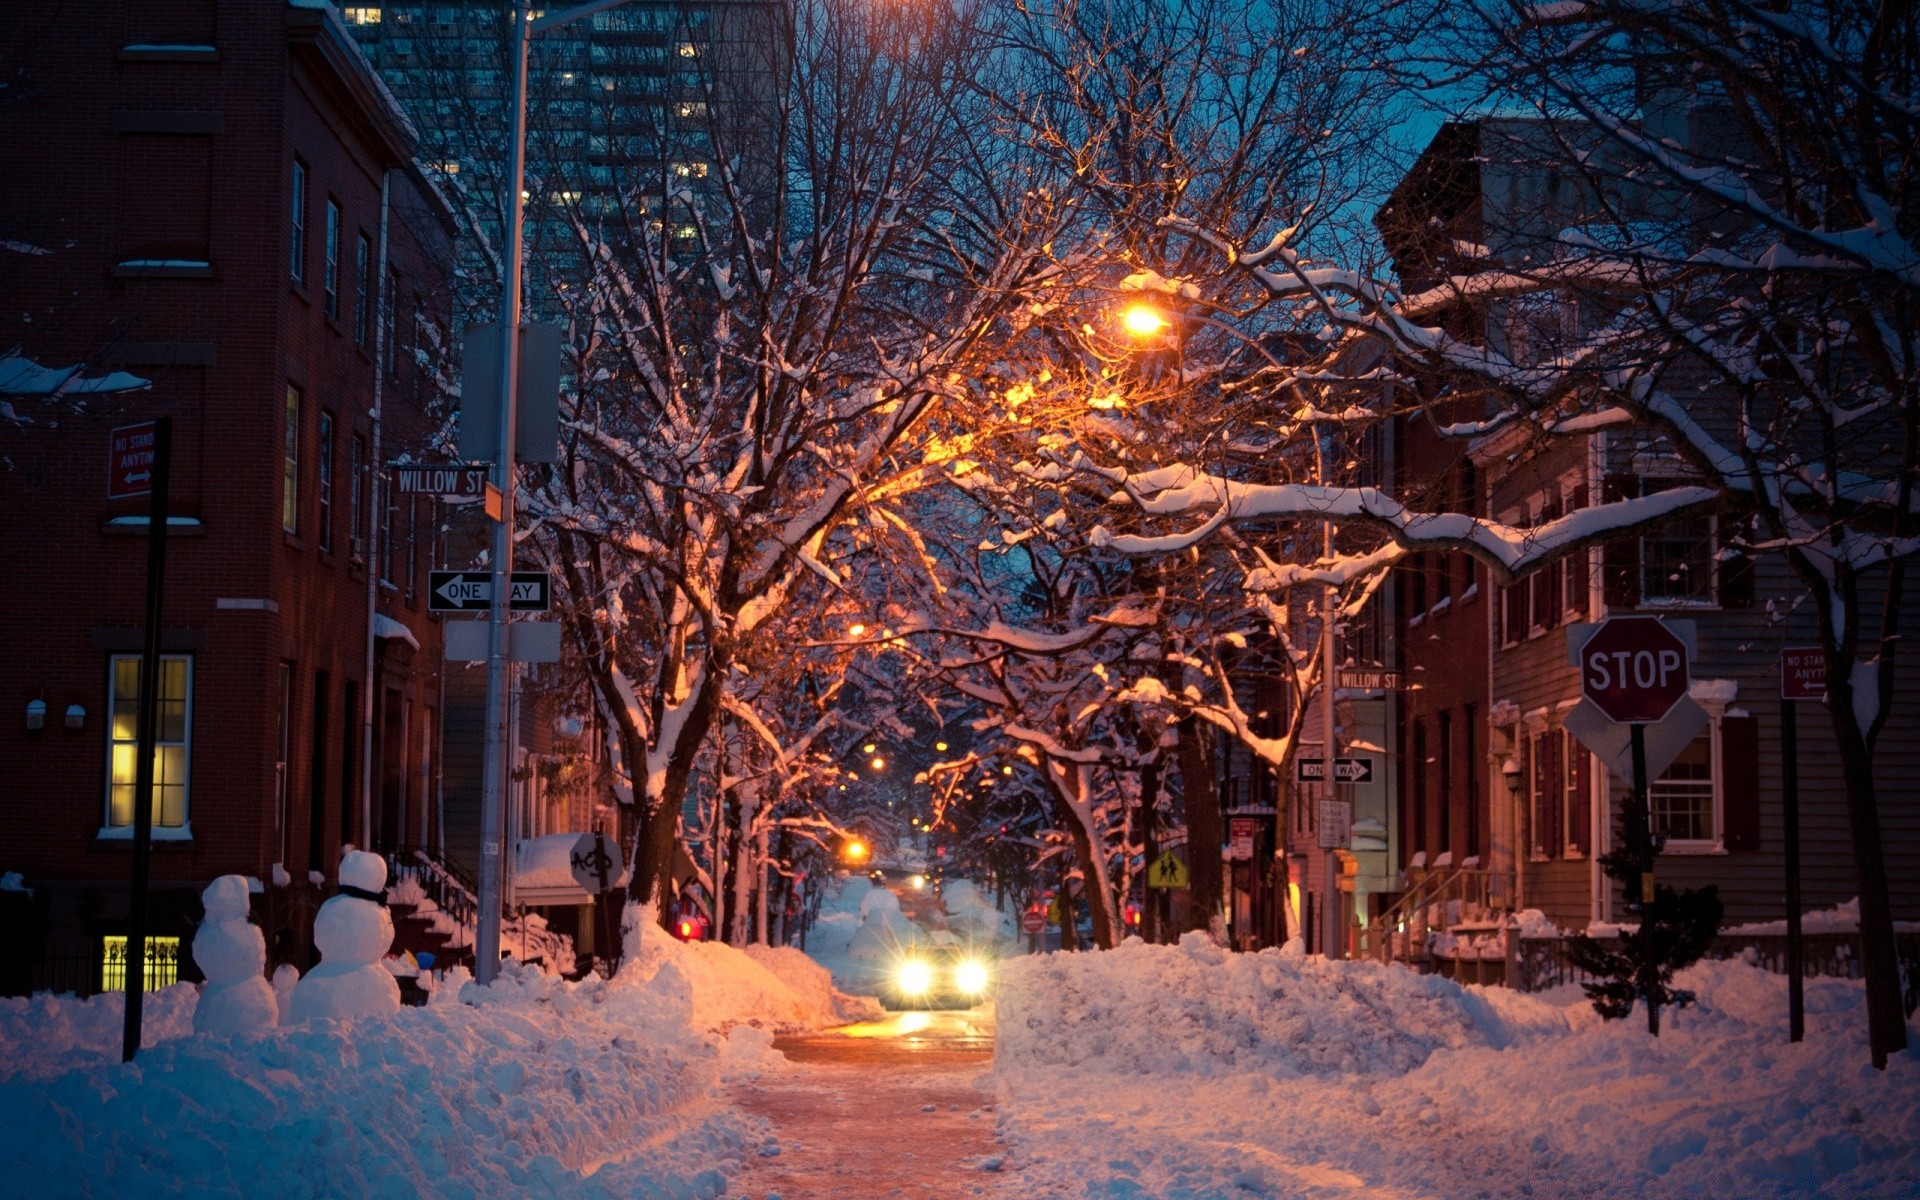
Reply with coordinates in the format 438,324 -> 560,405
1580,617 -> 1690,724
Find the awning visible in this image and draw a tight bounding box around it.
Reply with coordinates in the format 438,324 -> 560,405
372,613 -> 419,649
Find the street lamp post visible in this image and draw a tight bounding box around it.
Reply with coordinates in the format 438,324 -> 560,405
476,0 -> 637,986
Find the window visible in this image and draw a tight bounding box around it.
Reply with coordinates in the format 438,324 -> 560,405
1500,508 -> 1528,646
349,434 -> 368,561
383,268 -> 399,375
1529,729 -> 1561,859
405,496 -> 418,599
1651,733 -> 1715,845
101,936 -> 180,991
1529,495 -> 1562,634
290,160 -> 308,283
104,655 -> 192,835
1563,479 -> 1590,620
324,201 -> 341,319
355,234 -> 372,346
343,6 -> 381,23
1437,710 -> 1453,852
1563,733 -> 1591,857
1638,476 -> 1713,604
381,483 -> 396,586
275,662 -> 292,834
282,385 -> 301,534
317,410 -> 335,553
1463,704 -> 1479,858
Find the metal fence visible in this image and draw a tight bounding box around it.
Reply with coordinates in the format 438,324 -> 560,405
1510,930 -> 1920,1014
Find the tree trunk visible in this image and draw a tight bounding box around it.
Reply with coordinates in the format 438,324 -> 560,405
1061,799 -> 1119,950
1137,756 -> 1161,944
1827,682 -> 1909,1068
1177,717 -> 1223,937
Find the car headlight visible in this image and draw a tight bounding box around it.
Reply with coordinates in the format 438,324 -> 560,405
953,958 -> 990,995
897,958 -> 934,995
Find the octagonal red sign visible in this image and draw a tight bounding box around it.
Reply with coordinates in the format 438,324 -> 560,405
1580,616 -> 1690,724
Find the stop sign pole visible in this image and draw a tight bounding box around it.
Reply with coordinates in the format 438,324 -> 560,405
1580,616 -> 1691,889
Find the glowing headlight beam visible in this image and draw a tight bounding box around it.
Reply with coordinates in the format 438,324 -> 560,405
896,959 -> 934,995
954,959 -> 990,995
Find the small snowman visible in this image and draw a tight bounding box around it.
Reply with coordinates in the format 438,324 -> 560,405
288,851 -> 400,1023
191,875 -> 279,1035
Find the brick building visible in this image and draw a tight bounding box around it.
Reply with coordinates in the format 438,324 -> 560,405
0,0 -> 457,992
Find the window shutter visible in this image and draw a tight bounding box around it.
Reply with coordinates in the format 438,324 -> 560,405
1601,473 -> 1640,610
1534,498 -> 1562,630
1545,730 -> 1563,855
1721,715 -> 1761,850
1718,513 -> 1755,609
1569,737 -> 1592,856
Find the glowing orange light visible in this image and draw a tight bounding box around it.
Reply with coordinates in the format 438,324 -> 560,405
1122,304 -> 1167,337
848,623 -> 866,637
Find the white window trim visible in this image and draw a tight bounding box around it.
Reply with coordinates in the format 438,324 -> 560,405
1655,692 -> 1727,855
99,654 -> 194,841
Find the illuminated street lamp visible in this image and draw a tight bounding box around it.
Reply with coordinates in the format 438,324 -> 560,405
1122,303 -> 1168,337
841,836 -> 870,865
870,756 -> 886,771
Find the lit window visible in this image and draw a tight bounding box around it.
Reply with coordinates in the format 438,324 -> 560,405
105,655 -> 192,834
672,160 -> 708,178
438,159 -> 460,175
1652,734 -> 1716,845
283,384 -> 301,533
101,936 -> 181,991
675,100 -> 707,119
677,41 -> 700,58
344,6 -> 382,24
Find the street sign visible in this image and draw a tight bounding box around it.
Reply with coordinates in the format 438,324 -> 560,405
444,618 -> 561,664
107,420 -> 158,499
1021,909 -> 1046,935
1229,817 -> 1258,860
428,570 -> 550,612
1338,669 -> 1404,691
393,463 -> 490,500
569,831 -> 617,895
1781,647 -> 1826,701
1295,757 -> 1374,784
1563,696 -> 1710,783
1579,616 -> 1690,724
1145,850 -> 1190,890
1317,799 -> 1352,850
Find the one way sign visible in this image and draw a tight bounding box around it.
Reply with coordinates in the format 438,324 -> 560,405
428,570 -> 550,612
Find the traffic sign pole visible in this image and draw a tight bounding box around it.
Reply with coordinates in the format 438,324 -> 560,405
1782,694 -> 1804,1042
122,416 -> 171,1063
1627,721 -> 1661,1036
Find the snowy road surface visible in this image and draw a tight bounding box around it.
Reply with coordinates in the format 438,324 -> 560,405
732,1008 -> 1003,1199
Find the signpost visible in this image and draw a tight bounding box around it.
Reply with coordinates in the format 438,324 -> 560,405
1295,757 -> 1374,784
1317,799 -> 1351,850
1021,909 -> 1046,935
1146,850 -> 1189,890
1578,616 -> 1691,1034
569,831 -> 617,895
393,463 -> 490,500
1229,817 -> 1258,861
116,417 -> 171,1063
107,420 -> 159,501
1337,669 -> 1404,691
1780,647 -> 1825,1043
429,570 -> 550,613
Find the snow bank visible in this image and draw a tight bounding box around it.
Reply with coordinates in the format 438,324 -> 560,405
0,962 -> 745,1198
0,984 -> 199,1084
997,932 -> 1560,1079
624,918 -> 874,1034
992,938 -> 1920,1198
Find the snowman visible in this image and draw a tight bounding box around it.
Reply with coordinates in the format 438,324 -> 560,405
287,850 -> 401,1023
190,875 -> 279,1035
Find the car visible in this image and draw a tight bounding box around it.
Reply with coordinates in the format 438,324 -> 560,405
882,936 -> 996,1010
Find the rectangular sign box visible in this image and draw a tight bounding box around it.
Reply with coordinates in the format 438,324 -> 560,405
393,463 -> 490,499
1781,647 -> 1826,701
108,420 -> 158,499
1338,669 -> 1404,691
1296,757 -> 1374,784
428,570 -> 550,612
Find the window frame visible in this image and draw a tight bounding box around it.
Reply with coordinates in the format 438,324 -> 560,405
355,232 -> 372,347
323,199 -> 342,319
100,653 -> 193,841
349,433 -> 368,562
317,410 -> 335,554
282,384 -> 302,535
1650,725 -> 1723,853
290,159 -> 308,284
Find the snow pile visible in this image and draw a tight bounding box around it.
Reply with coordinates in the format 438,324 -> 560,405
845,881 -> 926,962
941,879 -> 1014,945
624,919 -> 873,1034
0,960 -> 745,1197
997,932 -> 1558,1079
743,944 -> 885,1025
1724,896 -> 1920,936
991,939 -> 1920,1198
0,985 -> 199,1083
